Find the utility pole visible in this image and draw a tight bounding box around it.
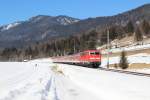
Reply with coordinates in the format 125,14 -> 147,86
107,28 -> 110,69
73,39 -> 76,53
55,41 -> 58,56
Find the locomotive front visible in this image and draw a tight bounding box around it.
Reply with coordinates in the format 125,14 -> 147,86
79,50 -> 101,68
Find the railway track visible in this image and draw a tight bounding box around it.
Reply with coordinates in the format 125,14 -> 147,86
99,67 -> 150,77
54,62 -> 150,77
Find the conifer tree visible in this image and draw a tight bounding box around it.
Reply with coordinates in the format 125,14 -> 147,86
134,27 -> 143,42
125,21 -> 134,33
141,20 -> 150,35
119,51 -> 128,69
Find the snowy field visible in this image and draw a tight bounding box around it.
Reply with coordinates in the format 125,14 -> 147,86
0,59 -> 150,100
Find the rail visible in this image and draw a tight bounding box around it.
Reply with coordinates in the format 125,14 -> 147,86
99,67 -> 150,77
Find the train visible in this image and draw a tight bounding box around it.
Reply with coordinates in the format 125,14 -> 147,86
52,50 -> 101,68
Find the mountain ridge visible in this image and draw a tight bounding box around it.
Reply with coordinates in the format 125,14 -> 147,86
0,4 -> 150,48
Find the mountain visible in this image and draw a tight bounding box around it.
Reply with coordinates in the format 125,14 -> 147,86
0,15 -> 80,48
0,4 -> 150,48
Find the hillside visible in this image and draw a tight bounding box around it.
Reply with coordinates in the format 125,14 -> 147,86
0,15 -> 80,48
0,4 -> 150,48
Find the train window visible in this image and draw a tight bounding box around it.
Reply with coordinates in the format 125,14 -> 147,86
90,52 -> 100,55
80,52 -> 84,56
90,52 -> 95,55
81,52 -> 89,56
85,52 -> 89,55
68,52 -> 74,55
95,52 -> 100,55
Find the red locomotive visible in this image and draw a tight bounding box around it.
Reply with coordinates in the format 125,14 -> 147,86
52,50 -> 101,68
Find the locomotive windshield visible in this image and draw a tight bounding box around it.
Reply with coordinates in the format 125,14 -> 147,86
95,52 -> 100,55
90,52 -> 100,55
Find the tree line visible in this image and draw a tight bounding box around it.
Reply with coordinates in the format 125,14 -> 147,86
0,19 -> 149,61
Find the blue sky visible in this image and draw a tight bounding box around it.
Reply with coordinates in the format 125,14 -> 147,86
0,0 -> 149,25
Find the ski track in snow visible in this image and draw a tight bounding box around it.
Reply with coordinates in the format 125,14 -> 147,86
0,61 -> 54,100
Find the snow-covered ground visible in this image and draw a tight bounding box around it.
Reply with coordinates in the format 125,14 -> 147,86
0,59 -> 100,100
60,64 -> 150,100
0,59 -> 53,100
0,58 -> 150,100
